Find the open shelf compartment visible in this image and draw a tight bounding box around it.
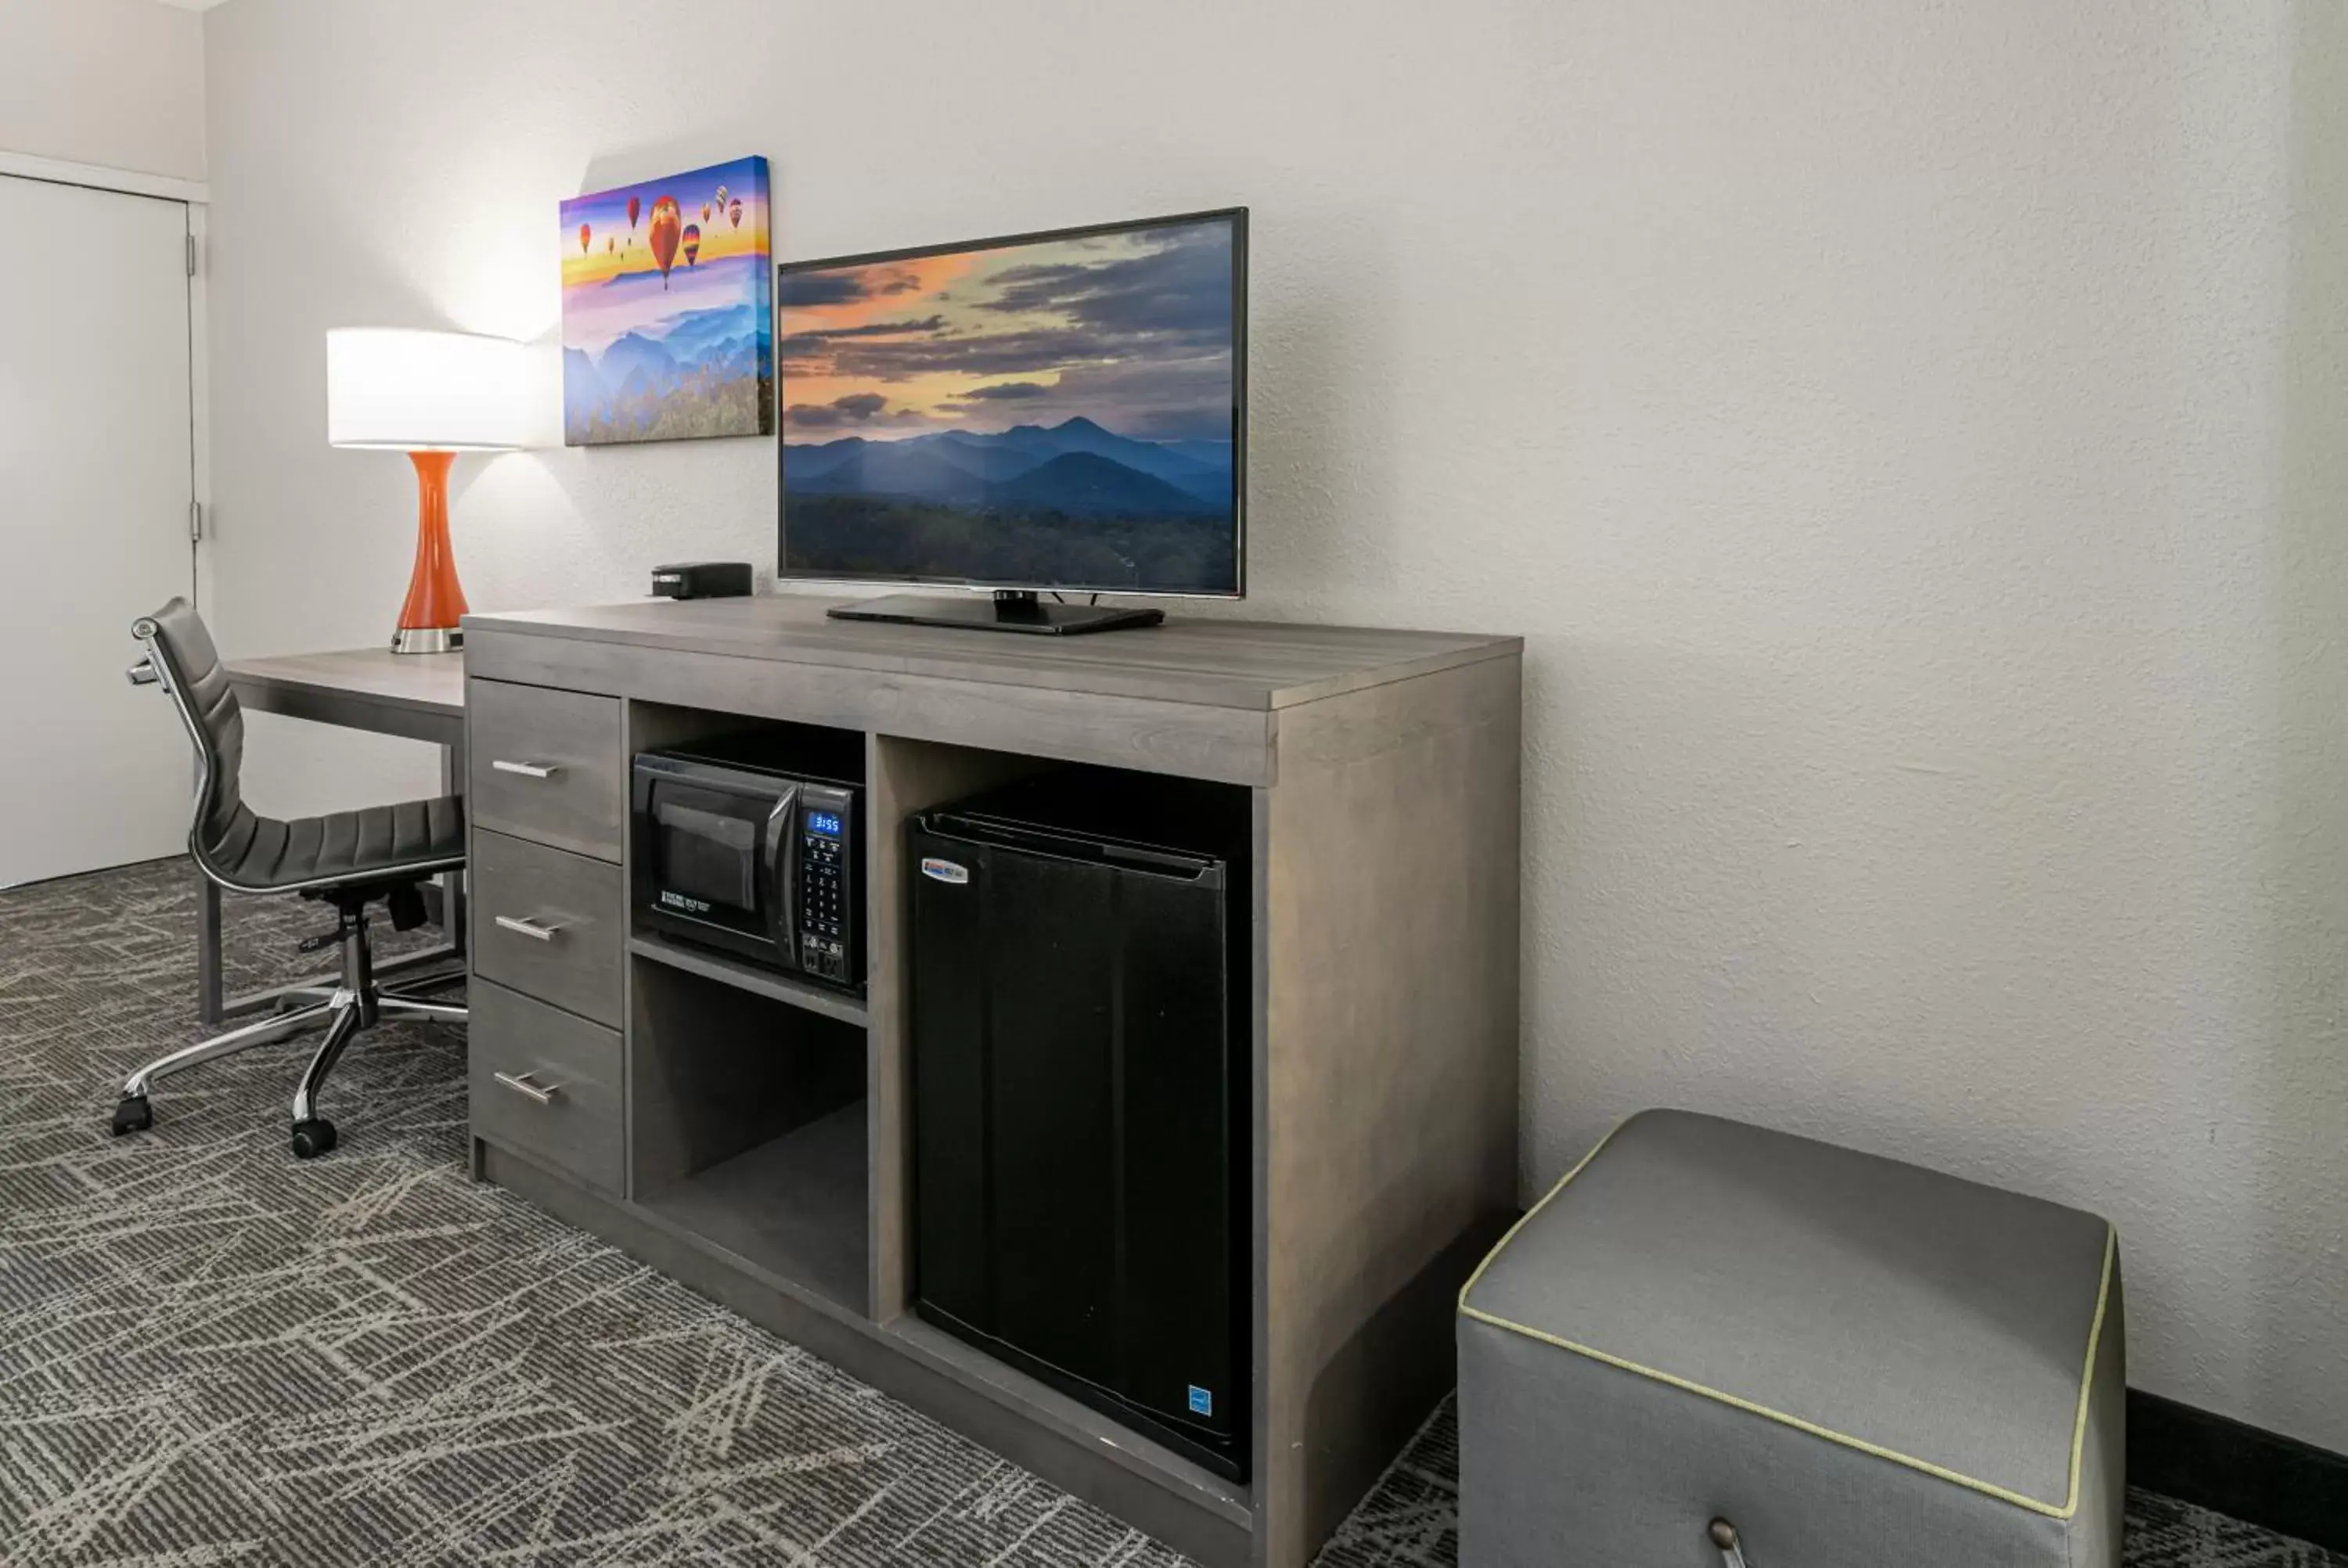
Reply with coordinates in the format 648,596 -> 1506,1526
628,954 -> 870,1318
630,930 -> 870,1027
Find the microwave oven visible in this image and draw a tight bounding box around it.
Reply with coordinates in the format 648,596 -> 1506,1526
630,734 -> 863,990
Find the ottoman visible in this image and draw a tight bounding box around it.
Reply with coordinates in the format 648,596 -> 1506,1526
1457,1109 -> 2123,1567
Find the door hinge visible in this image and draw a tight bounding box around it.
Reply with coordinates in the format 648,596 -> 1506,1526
185,233 -> 198,278
189,500 -> 203,542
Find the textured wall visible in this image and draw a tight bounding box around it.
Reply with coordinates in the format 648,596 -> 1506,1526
0,0 -> 206,181
201,0 -> 2348,1450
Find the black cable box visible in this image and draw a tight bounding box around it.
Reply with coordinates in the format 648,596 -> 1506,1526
650,562 -> 752,599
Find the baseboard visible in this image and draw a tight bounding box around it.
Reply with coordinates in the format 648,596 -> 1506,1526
2129,1390 -> 2348,1552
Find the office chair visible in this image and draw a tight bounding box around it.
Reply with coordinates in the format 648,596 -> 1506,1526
113,597 -> 468,1159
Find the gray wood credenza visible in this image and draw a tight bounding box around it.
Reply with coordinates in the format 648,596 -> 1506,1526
458,595 -> 1522,1568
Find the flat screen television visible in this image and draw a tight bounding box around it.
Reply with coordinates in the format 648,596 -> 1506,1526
776,208 -> 1246,635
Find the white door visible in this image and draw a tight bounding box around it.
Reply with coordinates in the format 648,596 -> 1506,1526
0,176 -> 197,887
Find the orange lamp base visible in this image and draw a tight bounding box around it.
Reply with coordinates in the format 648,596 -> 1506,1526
392,450 -> 469,654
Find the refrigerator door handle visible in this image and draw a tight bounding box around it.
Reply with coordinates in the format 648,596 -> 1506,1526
921,819 -> 1215,881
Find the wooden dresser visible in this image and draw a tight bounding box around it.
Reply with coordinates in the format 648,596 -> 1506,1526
458,595 -> 1522,1568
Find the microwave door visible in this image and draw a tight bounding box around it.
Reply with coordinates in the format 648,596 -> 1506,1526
764,786 -> 799,968
650,781 -> 769,937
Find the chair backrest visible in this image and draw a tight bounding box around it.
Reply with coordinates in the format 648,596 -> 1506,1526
131,597 -> 255,879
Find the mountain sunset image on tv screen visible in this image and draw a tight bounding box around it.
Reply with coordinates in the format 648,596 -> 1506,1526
778,210 -> 1244,596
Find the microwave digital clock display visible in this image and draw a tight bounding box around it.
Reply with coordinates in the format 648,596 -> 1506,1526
805,810 -> 844,838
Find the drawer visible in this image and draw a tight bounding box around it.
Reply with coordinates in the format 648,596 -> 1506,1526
470,979 -> 625,1197
469,678 -> 625,860
472,829 -> 624,1025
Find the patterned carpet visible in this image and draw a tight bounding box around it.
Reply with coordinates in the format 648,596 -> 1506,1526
1,858 -> 2340,1566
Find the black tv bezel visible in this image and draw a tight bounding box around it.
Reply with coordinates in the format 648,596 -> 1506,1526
774,206 -> 1248,602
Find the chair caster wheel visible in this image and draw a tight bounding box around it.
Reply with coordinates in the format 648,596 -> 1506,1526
290,1118 -> 337,1159
110,1095 -> 153,1136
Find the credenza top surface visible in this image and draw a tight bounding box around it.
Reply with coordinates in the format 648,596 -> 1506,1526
463,595 -> 1520,711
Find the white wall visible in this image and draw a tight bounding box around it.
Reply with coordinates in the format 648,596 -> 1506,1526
202,0 -> 2348,1451
0,0 -> 206,182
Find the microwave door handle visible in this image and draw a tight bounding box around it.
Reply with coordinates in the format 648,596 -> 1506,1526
765,789 -> 797,959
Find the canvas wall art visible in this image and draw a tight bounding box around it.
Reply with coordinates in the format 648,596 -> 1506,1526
560,156 -> 772,445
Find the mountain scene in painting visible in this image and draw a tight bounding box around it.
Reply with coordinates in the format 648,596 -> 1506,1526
779,214 -> 1239,593
560,156 -> 772,445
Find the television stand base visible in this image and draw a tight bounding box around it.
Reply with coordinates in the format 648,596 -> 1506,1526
826,591 -> 1165,636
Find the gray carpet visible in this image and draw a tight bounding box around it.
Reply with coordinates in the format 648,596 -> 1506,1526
1,858 -> 2339,1566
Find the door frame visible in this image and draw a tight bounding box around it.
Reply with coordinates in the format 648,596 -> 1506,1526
0,149 -> 207,205
0,149 -> 211,613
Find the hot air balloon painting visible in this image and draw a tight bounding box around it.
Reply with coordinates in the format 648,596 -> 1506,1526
646,196 -> 682,289
558,156 -> 772,446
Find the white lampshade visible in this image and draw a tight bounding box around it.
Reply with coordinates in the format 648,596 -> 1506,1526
326,328 -> 532,451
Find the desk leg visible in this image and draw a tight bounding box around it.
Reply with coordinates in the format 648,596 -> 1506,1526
441,737 -> 466,956
197,872 -> 225,1025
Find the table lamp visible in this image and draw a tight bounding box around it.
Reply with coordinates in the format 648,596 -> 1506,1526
326,329 -> 531,654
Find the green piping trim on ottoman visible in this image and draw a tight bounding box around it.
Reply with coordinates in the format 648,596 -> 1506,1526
1458,1117 -> 2120,1523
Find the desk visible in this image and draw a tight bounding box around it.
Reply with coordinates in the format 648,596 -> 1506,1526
202,649 -> 466,1023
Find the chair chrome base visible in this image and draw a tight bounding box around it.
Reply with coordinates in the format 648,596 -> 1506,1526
111,901 -> 466,1157
218,944 -> 461,1024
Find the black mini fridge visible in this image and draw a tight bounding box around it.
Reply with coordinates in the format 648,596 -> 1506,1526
909,771 -> 1249,1481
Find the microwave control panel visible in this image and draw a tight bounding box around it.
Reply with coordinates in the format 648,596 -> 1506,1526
795,786 -> 858,987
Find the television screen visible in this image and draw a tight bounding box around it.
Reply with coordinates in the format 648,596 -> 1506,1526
777,209 -> 1245,598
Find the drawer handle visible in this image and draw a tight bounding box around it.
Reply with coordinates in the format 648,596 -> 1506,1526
493,1070 -> 560,1105
492,759 -> 561,779
494,914 -> 566,942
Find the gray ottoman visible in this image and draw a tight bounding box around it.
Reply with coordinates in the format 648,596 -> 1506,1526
1457,1109 -> 2123,1567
